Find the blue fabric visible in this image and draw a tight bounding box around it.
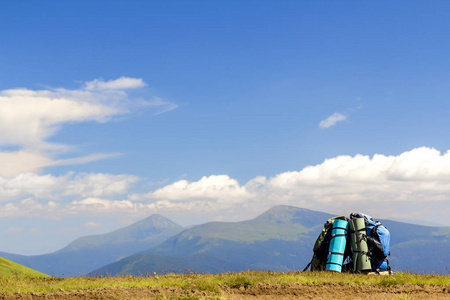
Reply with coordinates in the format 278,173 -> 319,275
376,225 -> 390,258
373,259 -> 388,271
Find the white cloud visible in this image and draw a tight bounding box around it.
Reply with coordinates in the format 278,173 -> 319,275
0,198 -> 55,218
0,77 -> 177,176
0,172 -> 138,200
0,88 -> 121,148
0,150 -> 54,177
150,175 -> 251,202
1,147 -> 449,226
268,147 -> 450,188
0,173 -> 64,200
69,198 -> 137,213
132,147 -> 450,225
53,153 -> 122,168
319,112 -> 347,128
260,147 -> 450,222
84,77 -> 146,90
84,221 -> 100,228
63,173 -> 139,197
147,97 -> 179,115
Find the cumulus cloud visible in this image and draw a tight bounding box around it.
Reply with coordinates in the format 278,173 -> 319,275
69,198 -> 137,213
1,147 -> 449,226
0,198 -> 56,218
319,112 -> 347,128
63,173 -> 139,197
130,147 -> 450,225
150,175 -> 251,202
0,172 -> 138,200
0,77 -> 177,176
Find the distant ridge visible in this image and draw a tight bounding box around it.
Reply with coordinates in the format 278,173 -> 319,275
2,205 -> 449,277
91,205 -> 450,276
57,214 -> 182,253
91,205 -> 334,275
0,214 -> 184,276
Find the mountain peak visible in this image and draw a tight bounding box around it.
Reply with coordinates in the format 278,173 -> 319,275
263,205 -> 311,215
254,205 -> 333,227
136,214 -> 180,229
57,214 -> 184,254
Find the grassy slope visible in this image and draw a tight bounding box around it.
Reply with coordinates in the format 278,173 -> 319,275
0,257 -> 49,278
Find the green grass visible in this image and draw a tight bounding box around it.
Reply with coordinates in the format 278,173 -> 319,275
0,271 -> 448,295
0,257 -> 49,278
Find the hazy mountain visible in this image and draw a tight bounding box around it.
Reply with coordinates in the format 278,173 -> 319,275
90,253 -> 244,276
91,206 -> 334,275
91,206 -> 450,276
0,214 -> 183,276
381,220 -> 450,273
2,206 -> 448,277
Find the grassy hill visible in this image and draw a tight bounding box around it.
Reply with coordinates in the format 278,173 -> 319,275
0,257 -> 49,278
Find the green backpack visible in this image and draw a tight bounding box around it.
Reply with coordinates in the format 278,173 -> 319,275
303,216 -> 351,271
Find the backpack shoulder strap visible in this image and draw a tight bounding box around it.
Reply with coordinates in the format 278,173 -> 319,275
370,224 -> 380,237
302,260 -> 312,272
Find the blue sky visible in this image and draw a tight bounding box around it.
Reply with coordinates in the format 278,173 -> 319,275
1,1 -> 450,254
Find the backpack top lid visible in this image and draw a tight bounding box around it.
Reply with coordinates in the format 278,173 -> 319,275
350,212 -> 378,230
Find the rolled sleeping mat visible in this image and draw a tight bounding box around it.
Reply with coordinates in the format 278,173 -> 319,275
326,219 -> 349,272
349,218 -> 372,272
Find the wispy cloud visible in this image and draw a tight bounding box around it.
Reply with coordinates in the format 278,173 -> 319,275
319,112 -> 347,128
84,77 -> 146,91
319,98 -> 364,129
0,77 -> 177,176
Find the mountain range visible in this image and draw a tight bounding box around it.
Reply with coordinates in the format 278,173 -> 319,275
1,205 -> 449,276
0,214 -> 183,276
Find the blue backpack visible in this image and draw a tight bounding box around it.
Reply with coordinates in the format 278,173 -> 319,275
350,213 -> 391,272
